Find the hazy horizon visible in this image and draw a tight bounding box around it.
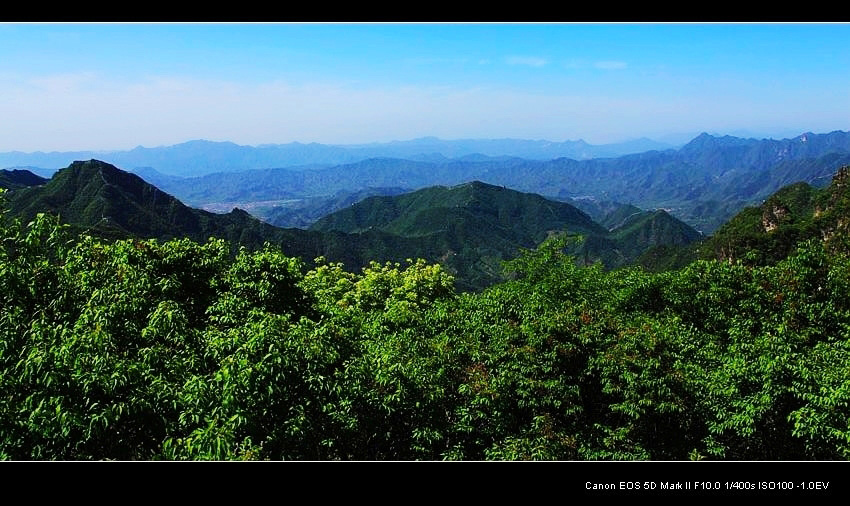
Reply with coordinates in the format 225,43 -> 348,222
0,128 -> 828,156
2,22 -> 848,152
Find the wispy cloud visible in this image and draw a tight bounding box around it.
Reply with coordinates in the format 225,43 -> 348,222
28,72 -> 99,92
594,61 -> 627,70
403,57 -> 469,65
505,56 -> 547,67
561,60 -> 585,69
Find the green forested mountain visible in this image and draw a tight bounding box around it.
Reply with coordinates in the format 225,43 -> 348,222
259,186 -> 411,229
608,209 -> 703,261
4,161 -> 456,280
309,181 -> 612,290
700,167 -> 850,265
310,180 -> 606,238
309,181 -> 702,283
4,161 -> 702,291
635,167 -> 850,272
9,160 -> 223,242
0,169 -> 47,190
566,199 -> 644,230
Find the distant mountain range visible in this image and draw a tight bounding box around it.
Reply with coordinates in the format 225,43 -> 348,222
111,130 -> 850,234
5,128 -> 850,288
11,157 -> 850,289
0,136 -> 676,177
1,160 -> 702,291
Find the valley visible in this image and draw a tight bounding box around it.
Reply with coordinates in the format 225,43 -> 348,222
90,130 -> 850,235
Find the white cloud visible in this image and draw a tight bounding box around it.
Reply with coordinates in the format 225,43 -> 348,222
402,57 -> 469,65
28,72 -> 100,93
594,61 -> 627,70
505,56 -> 547,67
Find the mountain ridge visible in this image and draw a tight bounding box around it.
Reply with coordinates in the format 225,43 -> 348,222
4,160 -> 703,291
309,179 -> 702,283
0,136 -> 678,177
117,130 -> 850,234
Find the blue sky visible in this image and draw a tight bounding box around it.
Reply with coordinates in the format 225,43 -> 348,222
1,22 -> 848,151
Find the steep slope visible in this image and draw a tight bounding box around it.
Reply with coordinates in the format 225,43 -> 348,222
700,166 -> 850,265
5,160 -> 354,263
575,201 -> 645,230
9,160 -> 212,241
309,181 -> 613,290
609,209 -> 704,261
0,169 -> 47,190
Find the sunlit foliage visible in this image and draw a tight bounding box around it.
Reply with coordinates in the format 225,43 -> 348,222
2,185 -> 850,460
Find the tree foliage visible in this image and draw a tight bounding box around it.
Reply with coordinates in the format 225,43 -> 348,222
3,186 -> 850,460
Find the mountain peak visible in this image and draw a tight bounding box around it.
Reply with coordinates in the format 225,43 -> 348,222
10,159 -> 204,241
678,133 -> 718,153
67,159 -> 123,170
457,180 -> 499,191
65,159 -> 135,182
684,132 -> 715,145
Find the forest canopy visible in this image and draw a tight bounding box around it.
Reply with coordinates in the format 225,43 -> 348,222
3,186 -> 850,461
